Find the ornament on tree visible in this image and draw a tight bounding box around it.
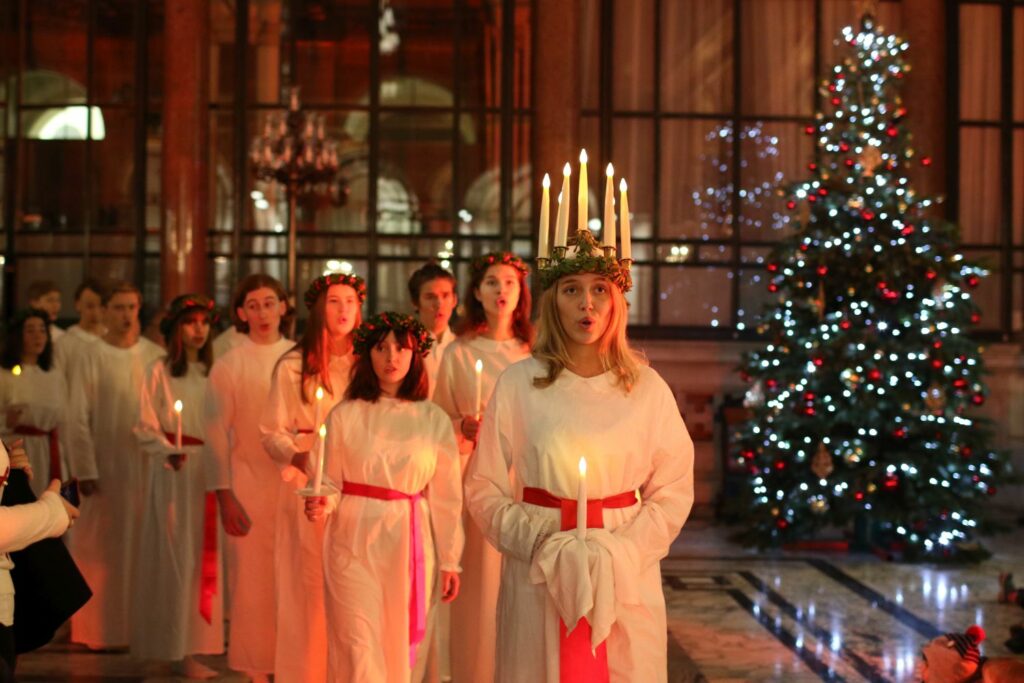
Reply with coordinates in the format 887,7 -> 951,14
858,145 -> 883,177
924,382 -> 946,412
837,438 -> 866,465
808,495 -> 829,514
743,380 -> 765,408
840,368 -> 862,390
811,443 -> 835,478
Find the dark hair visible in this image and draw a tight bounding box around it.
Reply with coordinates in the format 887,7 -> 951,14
1,309 -> 53,371
231,273 -> 288,334
164,309 -> 214,378
285,283 -> 360,404
408,262 -> 456,305
26,280 -> 60,302
455,261 -> 534,344
345,327 -> 428,403
102,280 -> 142,306
74,278 -> 106,302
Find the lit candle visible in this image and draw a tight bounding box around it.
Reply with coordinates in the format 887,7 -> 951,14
555,163 -> 571,249
577,456 -> 588,540
619,178 -> 632,261
577,149 -> 589,233
173,400 -> 183,451
314,386 -> 325,433
538,174 -> 551,259
474,359 -> 484,419
10,365 -> 22,405
313,424 -> 327,494
603,163 -> 615,249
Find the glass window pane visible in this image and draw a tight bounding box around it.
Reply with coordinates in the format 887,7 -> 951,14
626,263 -> 652,325
24,0 -> 87,104
15,257 -> 84,317
210,0 -> 237,103
19,116 -> 86,232
612,118 -> 654,240
93,109 -> 136,232
658,266 -> 733,327
93,1 -> 136,104
510,116 -> 531,238
958,127 -> 1002,245
612,0 -> 654,111
661,0 -> 734,113
209,111 -> 236,232
959,4 -> 1002,122
295,1 -> 372,106
247,0 -> 284,105
376,260 -> 425,315
379,112 -> 454,235
458,112 -> 498,236
380,1 -> 455,101
739,121 -> 810,241
738,268 -> 772,331
740,0 -> 814,117
459,1 -> 506,109
661,119 -> 733,240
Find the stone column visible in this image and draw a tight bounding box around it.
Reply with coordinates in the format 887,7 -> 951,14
901,0 -> 947,207
162,0 -> 210,301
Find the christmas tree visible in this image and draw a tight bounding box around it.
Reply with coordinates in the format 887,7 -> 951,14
732,14 -> 1011,562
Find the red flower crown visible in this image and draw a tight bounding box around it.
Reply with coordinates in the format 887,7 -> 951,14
352,311 -> 433,357
159,294 -> 218,340
305,272 -> 367,309
471,252 -> 530,278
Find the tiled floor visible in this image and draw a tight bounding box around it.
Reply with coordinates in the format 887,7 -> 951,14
14,520 -> 1024,682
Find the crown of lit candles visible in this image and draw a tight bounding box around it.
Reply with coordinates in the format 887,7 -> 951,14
536,150 -> 633,292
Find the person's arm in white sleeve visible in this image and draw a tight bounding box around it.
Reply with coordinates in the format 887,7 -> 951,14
203,361 -> 235,491
426,407 -> 464,572
259,360 -> 307,469
0,493 -> 70,552
65,351 -> 99,481
134,361 -> 177,459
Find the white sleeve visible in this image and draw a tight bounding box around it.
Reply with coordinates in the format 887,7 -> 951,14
0,493 -> 69,552
426,407 -> 464,572
65,352 -> 99,481
203,361 -> 235,491
259,360 -> 306,468
134,362 -> 176,459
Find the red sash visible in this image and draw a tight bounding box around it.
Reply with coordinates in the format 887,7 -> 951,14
165,432 -> 218,625
341,481 -> 427,668
521,486 -> 639,683
13,425 -> 60,481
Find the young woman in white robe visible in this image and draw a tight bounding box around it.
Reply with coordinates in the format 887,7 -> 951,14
259,273 -> 365,683
66,281 -> 165,649
203,274 -> 293,683
305,312 -> 464,683
0,310 -> 70,498
465,249 -> 695,683
132,295 -> 224,679
434,252 -> 533,683
407,263 -> 458,398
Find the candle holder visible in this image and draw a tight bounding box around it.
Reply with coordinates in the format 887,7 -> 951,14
553,246 -> 568,260
601,246 -> 616,259
297,482 -> 339,498
535,257 -> 551,270
620,258 -> 634,270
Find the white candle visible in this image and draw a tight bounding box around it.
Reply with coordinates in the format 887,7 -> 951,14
173,400 -> 183,451
619,178 -> 632,261
314,385 -> 325,432
555,163 -> 571,249
603,163 -> 615,249
577,456 -> 588,540
538,174 -> 551,259
313,423 -> 327,494
474,359 -> 484,419
10,365 -> 22,405
578,149 -> 589,233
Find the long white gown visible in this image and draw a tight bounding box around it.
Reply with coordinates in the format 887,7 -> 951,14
423,328 -> 454,399
0,364 -> 70,497
433,335 -> 530,683
259,349 -> 354,683
65,336 -> 165,648
464,358 -> 694,683
203,337 -> 293,674
54,324 -> 103,392
132,360 -> 224,661
320,397 -> 464,683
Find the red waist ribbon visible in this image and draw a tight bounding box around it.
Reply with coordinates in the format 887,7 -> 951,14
521,486 -> 639,683
341,481 -> 427,668
165,432 -> 218,625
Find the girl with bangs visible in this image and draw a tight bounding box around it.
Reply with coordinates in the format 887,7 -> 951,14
433,252 -> 533,682
305,312 -> 463,683
260,273 -> 365,683
465,229 -> 695,683
133,294 -> 223,678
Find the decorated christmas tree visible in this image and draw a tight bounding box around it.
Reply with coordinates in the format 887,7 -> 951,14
732,15 -> 1011,561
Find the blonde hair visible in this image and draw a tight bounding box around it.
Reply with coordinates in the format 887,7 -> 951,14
531,281 -> 646,393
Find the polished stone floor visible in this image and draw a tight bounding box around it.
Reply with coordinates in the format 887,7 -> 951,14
14,519 -> 1024,682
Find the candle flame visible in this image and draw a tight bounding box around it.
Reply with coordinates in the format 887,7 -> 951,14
315,386 -> 324,401
606,163 -> 614,177
173,400 -> 183,413
475,359 -> 483,374
619,178 -> 628,192
319,424 -> 327,438
542,173 -> 550,188
562,162 -> 572,176
11,365 -> 21,377
578,456 -> 587,476
579,149 -> 588,164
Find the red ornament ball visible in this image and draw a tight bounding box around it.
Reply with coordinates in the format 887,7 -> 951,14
768,283 -> 779,293
970,312 -> 981,324
965,274 -> 980,288
766,379 -> 778,389
817,265 -> 828,276
886,126 -> 899,137
868,368 -> 882,381
972,393 -> 985,406
922,156 -> 933,167
786,200 -> 796,210
961,446 -> 973,458
925,270 -> 937,280
804,125 -> 816,135
839,142 -> 850,153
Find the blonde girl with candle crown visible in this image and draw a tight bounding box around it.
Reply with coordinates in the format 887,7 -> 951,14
132,294 -> 223,679
259,272 -> 365,683
305,312 -> 463,683
464,229 -> 694,683
433,251 -> 533,683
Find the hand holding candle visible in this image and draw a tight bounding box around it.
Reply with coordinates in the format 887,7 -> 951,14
474,359 -> 484,419
577,456 -> 588,540
312,423 -> 327,494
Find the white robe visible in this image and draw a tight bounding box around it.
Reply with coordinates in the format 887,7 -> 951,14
259,349 -> 354,683
0,442 -> 70,627
464,358 -> 695,683
49,324 -> 65,342
203,337 -> 293,674
65,336 -> 165,648
212,327 -> 248,360
433,335 -> 530,683
320,398 -> 464,683
132,360 -> 224,661
54,324 -> 103,393
423,328 -> 454,399
0,364 -> 70,497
